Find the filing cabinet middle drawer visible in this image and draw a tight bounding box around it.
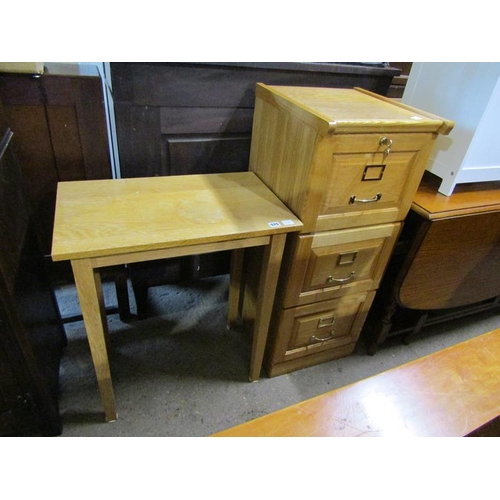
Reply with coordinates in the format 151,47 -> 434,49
282,222 -> 401,308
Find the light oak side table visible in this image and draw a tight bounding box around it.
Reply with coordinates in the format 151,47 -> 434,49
52,172 -> 302,421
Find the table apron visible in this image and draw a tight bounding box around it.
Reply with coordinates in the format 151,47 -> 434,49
88,235 -> 271,269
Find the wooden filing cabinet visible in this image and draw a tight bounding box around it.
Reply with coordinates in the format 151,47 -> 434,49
247,84 -> 453,377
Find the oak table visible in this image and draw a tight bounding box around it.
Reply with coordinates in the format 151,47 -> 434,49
51,172 -> 302,421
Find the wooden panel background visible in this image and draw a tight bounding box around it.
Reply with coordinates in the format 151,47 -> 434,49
111,62 -> 399,180
0,73 -> 112,255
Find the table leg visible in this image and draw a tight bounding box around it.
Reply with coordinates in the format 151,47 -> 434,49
71,259 -> 117,422
227,248 -> 244,329
249,233 -> 286,381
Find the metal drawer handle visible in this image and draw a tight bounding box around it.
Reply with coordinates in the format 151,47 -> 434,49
349,193 -> 382,204
311,331 -> 335,342
327,271 -> 355,284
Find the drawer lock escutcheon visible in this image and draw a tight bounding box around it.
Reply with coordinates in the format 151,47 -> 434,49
349,193 -> 382,204
326,271 -> 356,284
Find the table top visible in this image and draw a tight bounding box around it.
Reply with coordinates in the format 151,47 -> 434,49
412,172 -> 500,220
51,172 -> 302,261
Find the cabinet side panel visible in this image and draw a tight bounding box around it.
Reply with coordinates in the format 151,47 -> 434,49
249,96 -> 319,222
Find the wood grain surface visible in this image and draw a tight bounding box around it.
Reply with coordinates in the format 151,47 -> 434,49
398,210 -> 500,309
412,172 -> 500,220
51,172 -> 302,261
256,84 -> 453,135
213,328 -> 500,437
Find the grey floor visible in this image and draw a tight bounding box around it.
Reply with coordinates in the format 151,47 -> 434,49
54,274 -> 500,437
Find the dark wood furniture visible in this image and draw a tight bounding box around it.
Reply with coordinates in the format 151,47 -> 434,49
110,62 -> 401,315
0,66 -> 112,258
387,62 -> 413,98
0,66 -> 132,321
0,101 -> 66,436
363,172 -> 500,354
110,63 -> 400,180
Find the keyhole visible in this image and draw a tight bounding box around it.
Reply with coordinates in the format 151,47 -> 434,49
380,137 -> 393,162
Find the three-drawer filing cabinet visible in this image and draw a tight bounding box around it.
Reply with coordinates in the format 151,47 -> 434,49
247,84 -> 454,377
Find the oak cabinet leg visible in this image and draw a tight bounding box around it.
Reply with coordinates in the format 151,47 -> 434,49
71,259 -> 117,422
227,248 -> 244,329
249,234 -> 286,382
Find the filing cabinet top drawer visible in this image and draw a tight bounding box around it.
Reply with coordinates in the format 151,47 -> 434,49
318,149 -> 420,230
255,84 -> 454,136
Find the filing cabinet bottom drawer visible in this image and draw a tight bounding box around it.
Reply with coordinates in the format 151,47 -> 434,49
265,291 -> 375,376
267,342 -> 357,378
